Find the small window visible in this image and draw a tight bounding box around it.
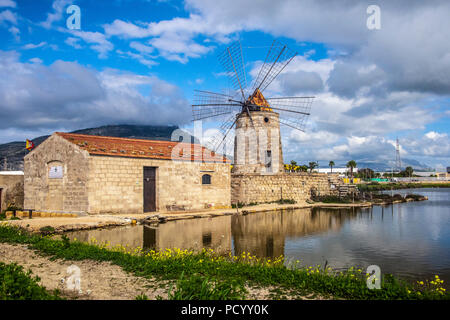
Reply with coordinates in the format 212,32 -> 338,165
202,233 -> 212,247
202,174 -> 211,185
265,150 -> 272,168
49,165 -> 63,179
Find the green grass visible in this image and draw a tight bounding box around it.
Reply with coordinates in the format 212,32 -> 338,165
0,261 -> 62,300
358,182 -> 450,192
164,272 -> 247,300
314,196 -> 353,204
0,224 -> 448,300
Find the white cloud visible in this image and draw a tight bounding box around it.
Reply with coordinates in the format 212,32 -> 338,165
424,131 -> 447,141
65,37 -> 83,49
8,25 -> 19,40
129,41 -> 154,54
67,30 -> 114,58
0,0 -> 16,8
0,9 -> 16,25
40,0 -> 72,29
0,50 -> 191,138
22,42 -> 47,50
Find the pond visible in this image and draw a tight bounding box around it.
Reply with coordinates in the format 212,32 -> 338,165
66,188 -> 450,287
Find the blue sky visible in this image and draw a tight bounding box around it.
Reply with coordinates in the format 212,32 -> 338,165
0,0 -> 449,170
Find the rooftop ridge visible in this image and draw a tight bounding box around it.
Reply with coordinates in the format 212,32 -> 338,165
55,132 -> 196,145
54,132 -> 229,163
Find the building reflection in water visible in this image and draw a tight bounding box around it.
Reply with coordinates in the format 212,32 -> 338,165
67,208 -> 358,258
143,216 -> 232,254
231,208 -> 356,258
67,215 -> 232,255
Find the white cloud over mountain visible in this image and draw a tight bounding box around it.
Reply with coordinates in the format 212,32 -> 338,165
0,50 -> 191,142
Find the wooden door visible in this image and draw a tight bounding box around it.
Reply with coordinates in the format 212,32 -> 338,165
143,167 -> 156,212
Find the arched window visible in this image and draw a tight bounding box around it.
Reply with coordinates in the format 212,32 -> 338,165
202,174 -> 211,185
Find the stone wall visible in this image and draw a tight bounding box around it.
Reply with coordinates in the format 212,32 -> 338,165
24,133 -> 231,215
24,134 -> 90,213
88,156 -> 231,214
231,172 -> 337,205
232,111 -> 284,175
0,174 -> 24,212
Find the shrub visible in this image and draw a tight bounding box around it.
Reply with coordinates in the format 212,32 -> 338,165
0,262 -> 62,300
166,272 -> 247,300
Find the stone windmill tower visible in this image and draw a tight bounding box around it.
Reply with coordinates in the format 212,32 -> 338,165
192,40 -> 314,175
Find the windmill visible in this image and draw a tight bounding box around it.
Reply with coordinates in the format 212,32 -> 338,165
192,40 -> 314,174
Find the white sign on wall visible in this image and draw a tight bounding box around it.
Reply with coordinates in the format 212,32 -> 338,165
49,166 -> 63,179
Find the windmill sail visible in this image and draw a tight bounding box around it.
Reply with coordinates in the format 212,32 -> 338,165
217,41 -> 248,100
192,90 -> 241,121
251,40 -> 297,94
266,96 -> 314,132
192,40 -> 314,153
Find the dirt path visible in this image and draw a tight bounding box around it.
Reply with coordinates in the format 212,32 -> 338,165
0,243 -> 325,300
0,243 -> 169,300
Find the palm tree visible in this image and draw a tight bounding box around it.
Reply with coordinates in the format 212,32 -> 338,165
329,161 -> 335,173
308,161 -> 318,173
290,160 -> 297,172
346,160 -> 357,179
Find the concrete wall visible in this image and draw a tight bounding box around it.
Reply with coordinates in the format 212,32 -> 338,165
24,134 -> 90,213
88,155 -> 231,214
231,172 -> 336,205
0,174 -> 24,212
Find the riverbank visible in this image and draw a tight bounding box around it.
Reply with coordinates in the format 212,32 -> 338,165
0,225 -> 447,300
1,195 -> 428,234
357,182 -> 450,192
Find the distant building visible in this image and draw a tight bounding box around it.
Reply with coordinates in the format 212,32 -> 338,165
413,171 -> 436,177
0,171 -> 24,212
447,167 -> 450,174
315,168 -> 358,175
24,132 -> 231,214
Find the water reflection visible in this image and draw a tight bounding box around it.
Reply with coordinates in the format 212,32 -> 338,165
66,188 -> 450,287
68,216 -> 232,254
231,208 -> 356,258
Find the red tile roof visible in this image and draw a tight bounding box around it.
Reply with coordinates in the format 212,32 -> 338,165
55,132 -> 229,163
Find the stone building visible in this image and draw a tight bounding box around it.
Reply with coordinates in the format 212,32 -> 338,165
231,110 -> 337,205
24,132 -> 230,214
0,171 -> 24,212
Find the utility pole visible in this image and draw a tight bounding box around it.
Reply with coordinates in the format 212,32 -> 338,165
395,137 -> 402,172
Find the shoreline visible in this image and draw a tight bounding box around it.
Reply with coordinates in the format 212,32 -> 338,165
2,195 -> 428,235
0,224 -> 447,300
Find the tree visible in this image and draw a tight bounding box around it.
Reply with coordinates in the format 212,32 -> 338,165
308,161 -> 318,173
405,166 -> 414,177
329,161 -> 335,173
299,165 -> 308,172
289,160 -> 297,172
357,168 -> 374,179
346,160 -> 357,179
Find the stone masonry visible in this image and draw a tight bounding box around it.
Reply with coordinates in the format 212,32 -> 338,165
0,173 -> 24,212
231,172 -> 338,205
24,133 -> 231,214
87,156 -> 230,214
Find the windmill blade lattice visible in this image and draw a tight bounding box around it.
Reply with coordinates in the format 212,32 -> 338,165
192,90 -> 241,121
204,113 -> 238,155
192,40 -> 315,154
217,41 -> 248,100
252,40 -> 297,94
267,96 -> 314,132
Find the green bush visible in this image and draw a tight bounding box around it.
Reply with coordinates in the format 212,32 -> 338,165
167,272 -> 247,300
0,262 -> 62,300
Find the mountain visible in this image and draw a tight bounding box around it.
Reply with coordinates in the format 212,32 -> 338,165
0,124 -> 196,171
